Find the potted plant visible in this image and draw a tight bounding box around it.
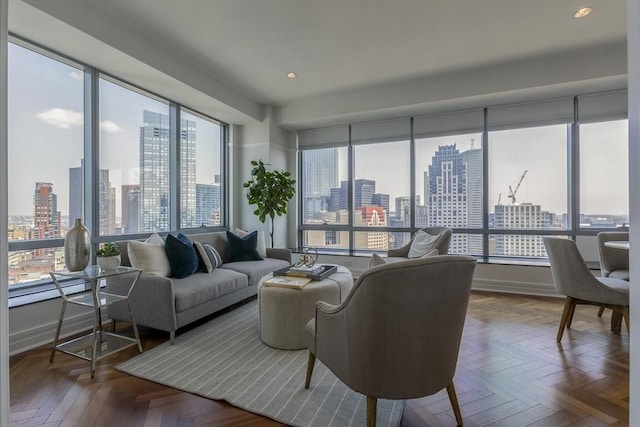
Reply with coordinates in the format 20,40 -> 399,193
243,159 -> 296,248
96,242 -> 122,270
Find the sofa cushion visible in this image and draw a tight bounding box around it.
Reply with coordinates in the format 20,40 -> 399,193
221,258 -> 290,286
234,228 -> 267,258
227,230 -> 263,262
173,269 -> 248,312
128,234 -> 171,277
165,233 -> 199,279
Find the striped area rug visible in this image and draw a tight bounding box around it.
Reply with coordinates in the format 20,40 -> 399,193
117,300 -> 404,427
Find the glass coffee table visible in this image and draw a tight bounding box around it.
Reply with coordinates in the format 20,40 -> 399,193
49,265 -> 143,377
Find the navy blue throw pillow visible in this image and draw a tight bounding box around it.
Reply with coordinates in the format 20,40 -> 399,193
226,230 -> 263,262
165,233 -> 199,278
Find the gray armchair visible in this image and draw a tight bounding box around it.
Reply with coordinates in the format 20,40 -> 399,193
543,237 -> 629,343
595,231 -> 629,317
304,255 -> 477,427
386,226 -> 453,261
597,231 -> 629,280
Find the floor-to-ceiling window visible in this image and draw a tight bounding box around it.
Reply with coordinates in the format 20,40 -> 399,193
7,38 -> 228,300
298,91 -> 629,262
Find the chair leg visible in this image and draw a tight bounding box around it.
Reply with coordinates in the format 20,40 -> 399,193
367,396 -> 377,427
304,352 -> 316,389
597,306 -> 605,317
557,297 -> 574,343
446,382 -> 463,426
611,310 -> 623,334
622,307 -> 630,334
566,299 -> 577,329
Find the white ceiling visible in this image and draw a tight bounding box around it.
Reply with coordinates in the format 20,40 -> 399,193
9,0 -> 629,128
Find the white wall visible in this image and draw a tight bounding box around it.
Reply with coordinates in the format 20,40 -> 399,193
1,0 -> 10,423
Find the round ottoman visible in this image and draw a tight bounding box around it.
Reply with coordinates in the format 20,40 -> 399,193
258,266 -> 353,350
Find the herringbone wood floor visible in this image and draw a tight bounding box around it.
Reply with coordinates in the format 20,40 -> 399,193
10,292 -> 629,426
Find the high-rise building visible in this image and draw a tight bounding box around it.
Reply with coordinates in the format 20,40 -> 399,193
139,110 -> 197,231
196,183 -> 221,226
121,184 -> 140,233
493,203 -> 552,257
424,144 -> 482,254
462,147 -> 483,255
140,110 -> 170,231
394,195 -> 420,222
354,205 -> 387,250
302,148 -> 339,220
69,161 -> 115,234
354,179 -> 375,208
180,116 -> 197,227
33,182 -> 61,257
371,193 -> 389,213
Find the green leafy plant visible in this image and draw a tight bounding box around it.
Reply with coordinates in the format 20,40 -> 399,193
96,242 -> 121,257
243,159 -> 296,247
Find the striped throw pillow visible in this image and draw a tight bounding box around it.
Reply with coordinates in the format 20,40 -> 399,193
193,241 -> 223,273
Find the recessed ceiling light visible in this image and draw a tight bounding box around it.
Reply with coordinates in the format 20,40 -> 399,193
573,7 -> 593,18
286,72 -> 297,79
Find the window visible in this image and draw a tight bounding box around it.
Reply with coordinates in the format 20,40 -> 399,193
300,146 -> 349,251
179,109 -> 223,228
298,96 -> 628,262
579,120 -> 629,228
7,42 -> 83,287
489,125 -> 568,230
7,37 -> 228,300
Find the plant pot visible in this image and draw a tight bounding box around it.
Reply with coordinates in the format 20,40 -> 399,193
97,255 -> 121,271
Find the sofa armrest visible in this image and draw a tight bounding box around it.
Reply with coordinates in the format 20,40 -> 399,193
106,273 -> 177,333
266,247 -> 292,263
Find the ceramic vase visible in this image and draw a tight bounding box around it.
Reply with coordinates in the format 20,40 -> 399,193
64,218 -> 90,272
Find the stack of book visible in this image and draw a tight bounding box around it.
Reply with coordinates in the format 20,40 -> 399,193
262,275 -> 312,289
284,265 -> 324,277
272,264 -> 338,281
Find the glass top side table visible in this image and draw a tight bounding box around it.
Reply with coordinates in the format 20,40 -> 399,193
49,265 -> 143,378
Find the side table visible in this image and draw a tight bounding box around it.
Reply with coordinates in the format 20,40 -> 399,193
49,265 -> 143,377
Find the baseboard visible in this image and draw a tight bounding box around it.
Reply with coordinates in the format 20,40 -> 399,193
352,266 -> 560,298
472,278 -> 561,298
9,308 -> 107,356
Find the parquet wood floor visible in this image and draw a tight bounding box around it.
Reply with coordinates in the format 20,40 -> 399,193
9,292 -> 629,426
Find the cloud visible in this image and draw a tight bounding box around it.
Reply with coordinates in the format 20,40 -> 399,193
100,120 -> 122,133
36,108 -> 83,129
69,71 -> 83,80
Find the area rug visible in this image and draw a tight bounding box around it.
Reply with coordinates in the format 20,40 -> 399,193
116,300 -> 404,427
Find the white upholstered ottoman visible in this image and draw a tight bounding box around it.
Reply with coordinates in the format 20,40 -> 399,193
257,266 -> 353,350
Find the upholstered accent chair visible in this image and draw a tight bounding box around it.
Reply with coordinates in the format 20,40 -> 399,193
595,231 -> 629,317
543,237 -> 630,343
386,226 -> 453,262
304,255 -> 476,427
596,231 -> 630,281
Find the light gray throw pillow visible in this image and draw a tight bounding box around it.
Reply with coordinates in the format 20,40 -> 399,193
407,230 -> 440,258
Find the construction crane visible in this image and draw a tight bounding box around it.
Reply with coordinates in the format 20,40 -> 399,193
508,170 -> 528,204
497,193 -> 502,205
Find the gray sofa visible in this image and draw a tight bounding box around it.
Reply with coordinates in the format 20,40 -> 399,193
106,231 -> 291,343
